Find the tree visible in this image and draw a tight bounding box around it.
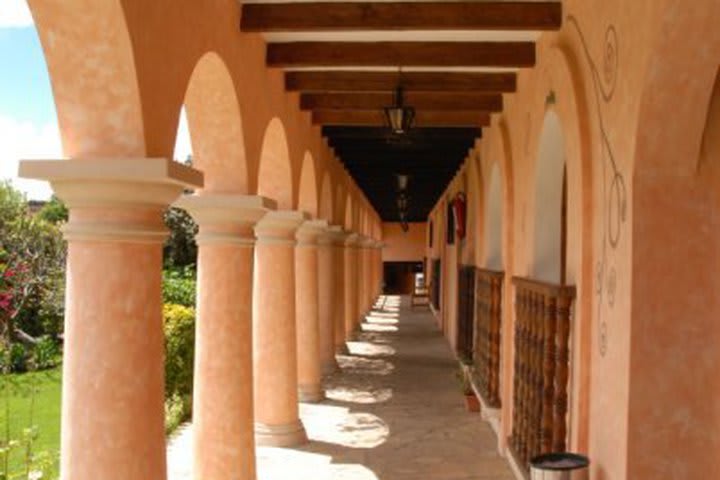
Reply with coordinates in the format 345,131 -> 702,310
0,183 -> 66,351
163,207 -> 197,268
36,196 -> 68,224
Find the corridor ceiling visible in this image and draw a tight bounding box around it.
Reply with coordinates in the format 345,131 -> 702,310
241,0 -> 562,222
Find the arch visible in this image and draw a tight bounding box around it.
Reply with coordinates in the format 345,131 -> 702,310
465,152 -> 483,266
531,110 -> 566,284
297,151 -> 318,216
319,172 -> 334,222
484,162 -> 503,269
633,0 -> 720,178
344,195 -> 354,231
627,4 -> 720,478
335,184 -> 346,226
182,52 -> 247,193
28,0 -> 145,156
257,118 -> 293,208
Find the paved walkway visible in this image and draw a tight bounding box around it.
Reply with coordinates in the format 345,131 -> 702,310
168,295 -> 514,480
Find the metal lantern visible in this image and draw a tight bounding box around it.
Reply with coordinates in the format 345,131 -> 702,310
384,86 -> 415,135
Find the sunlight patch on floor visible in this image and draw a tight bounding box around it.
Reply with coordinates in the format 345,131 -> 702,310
337,355 -> 394,375
346,341 -> 396,357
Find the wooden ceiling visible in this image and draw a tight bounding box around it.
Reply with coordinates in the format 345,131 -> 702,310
240,1 -> 562,222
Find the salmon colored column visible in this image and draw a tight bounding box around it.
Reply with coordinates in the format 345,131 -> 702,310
330,226 -> 348,354
375,241 -> 384,297
19,158 -> 202,480
295,219 -> 328,402
355,237 -> 365,325
253,210 -> 309,447
343,233 -> 359,341
317,228 -> 338,374
175,194 -> 274,480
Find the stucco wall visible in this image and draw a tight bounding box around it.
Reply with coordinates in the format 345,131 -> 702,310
381,222 -> 426,263
427,1 -> 720,478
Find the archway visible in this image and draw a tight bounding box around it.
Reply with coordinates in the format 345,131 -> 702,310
298,152 -> 318,217
484,163 -> 503,269
28,0 -> 145,157
181,52 -> 247,193
628,3 -> 720,475
319,172 -> 333,222
532,110 -> 566,284
257,118 -> 293,208
344,195 -> 354,231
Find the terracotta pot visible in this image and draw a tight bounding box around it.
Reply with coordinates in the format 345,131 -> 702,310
464,393 -> 480,412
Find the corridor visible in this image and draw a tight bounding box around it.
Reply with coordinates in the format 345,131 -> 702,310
168,295 -> 513,480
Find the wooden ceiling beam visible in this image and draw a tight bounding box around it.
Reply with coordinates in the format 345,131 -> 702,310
241,2 -> 562,32
301,92 -> 502,111
286,71 -> 517,93
313,110 -> 490,127
267,42 -> 535,68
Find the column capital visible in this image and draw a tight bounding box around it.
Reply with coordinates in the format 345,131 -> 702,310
327,225 -> 349,246
19,158 -> 203,243
344,232 -> 360,247
255,210 -> 309,244
359,236 -> 376,248
296,219 -> 329,246
175,194 -> 276,246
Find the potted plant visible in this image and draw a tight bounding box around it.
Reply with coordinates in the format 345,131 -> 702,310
456,366 -> 480,412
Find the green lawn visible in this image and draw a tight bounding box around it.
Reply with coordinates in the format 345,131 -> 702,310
0,367 -> 61,479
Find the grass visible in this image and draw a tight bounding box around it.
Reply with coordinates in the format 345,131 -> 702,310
0,367 -> 61,479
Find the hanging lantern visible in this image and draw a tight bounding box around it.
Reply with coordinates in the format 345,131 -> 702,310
384,85 -> 415,135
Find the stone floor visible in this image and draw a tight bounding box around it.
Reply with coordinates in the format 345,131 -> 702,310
167,295 -> 515,480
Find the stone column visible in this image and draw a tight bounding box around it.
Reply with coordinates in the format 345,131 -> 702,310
329,226 -> 348,354
175,194 -> 273,480
253,210 -> 309,447
317,228 -> 338,374
355,236 -> 365,325
375,241 -> 384,298
343,233 -> 359,341
295,219 -> 328,402
358,237 -> 371,317
20,158 -> 202,480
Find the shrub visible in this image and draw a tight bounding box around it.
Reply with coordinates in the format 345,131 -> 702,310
165,393 -> 192,435
163,304 -> 195,399
163,304 -> 195,433
162,267 -> 196,307
32,336 -> 60,370
0,342 -> 29,373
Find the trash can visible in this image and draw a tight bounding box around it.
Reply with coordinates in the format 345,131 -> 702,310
530,452 -> 589,480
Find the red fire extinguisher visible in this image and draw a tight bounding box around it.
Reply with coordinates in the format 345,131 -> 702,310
452,192 -> 467,240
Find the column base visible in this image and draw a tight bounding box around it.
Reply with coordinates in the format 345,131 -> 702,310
255,420 -> 308,447
298,383 -> 325,403
335,343 -> 350,355
322,360 -> 339,376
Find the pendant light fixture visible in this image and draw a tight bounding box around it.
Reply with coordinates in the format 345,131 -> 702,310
384,68 -> 415,135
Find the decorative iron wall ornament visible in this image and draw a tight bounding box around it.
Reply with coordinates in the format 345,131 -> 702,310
567,15 -> 625,357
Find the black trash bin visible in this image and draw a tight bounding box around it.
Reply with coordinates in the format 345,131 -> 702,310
530,452 -> 589,480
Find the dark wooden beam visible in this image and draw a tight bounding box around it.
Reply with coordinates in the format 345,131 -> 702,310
301,92 -> 502,111
313,110 -> 490,126
267,42 -> 535,68
286,71 -> 517,93
242,2 -> 562,31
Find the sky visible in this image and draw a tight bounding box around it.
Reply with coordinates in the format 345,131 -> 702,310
0,0 -> 191,200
